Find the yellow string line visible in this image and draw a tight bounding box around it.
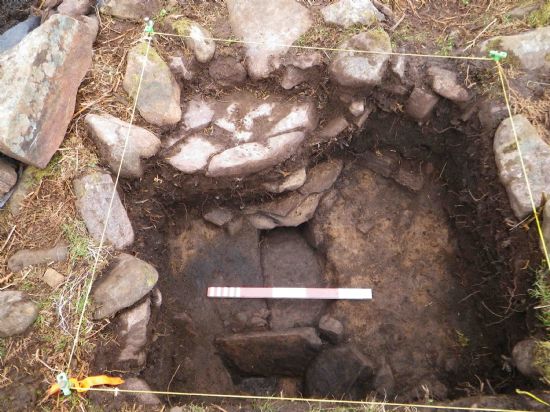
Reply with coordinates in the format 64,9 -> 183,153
152,31 -> 493,61
74,386 -> 535,412
495,61 -> 550,269
515,389 -> 550,407
65,34 -> 153,373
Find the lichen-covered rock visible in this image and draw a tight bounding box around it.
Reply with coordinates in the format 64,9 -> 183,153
481,27 -> 550,72
321,0 -> 384,28
0,14 -> 97,167
92,254 -> 158,319
171,18 -> 216,63
73,172 -> 134,249
329,29 -> 391,88
99,0 -> 161,20
85,113 -> 161,178
123,44 -> 181,126
0,291 -> 39,337
226,0 -> 312,79
116,298 -> 151,368
494,115 -> 550,218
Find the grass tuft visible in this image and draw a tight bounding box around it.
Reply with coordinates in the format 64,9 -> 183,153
528,1 -> 550,27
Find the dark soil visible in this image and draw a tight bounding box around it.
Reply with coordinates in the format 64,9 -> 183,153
0,0 -> 35,34
101,93 -> 544,406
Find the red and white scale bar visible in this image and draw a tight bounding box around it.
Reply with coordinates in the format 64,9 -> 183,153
207,287 -> 372,300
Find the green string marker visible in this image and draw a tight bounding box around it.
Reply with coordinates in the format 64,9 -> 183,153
144,18 -> 154,38
489,50 -> 507,62
56,372 -> 71,396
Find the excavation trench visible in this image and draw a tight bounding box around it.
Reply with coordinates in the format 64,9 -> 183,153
93,104 -> 541,405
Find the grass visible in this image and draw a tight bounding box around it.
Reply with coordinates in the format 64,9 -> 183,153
528,1 -> 550,27
61,219 -> 97,264
534,341 -> 550,384
530,265 -> 550,330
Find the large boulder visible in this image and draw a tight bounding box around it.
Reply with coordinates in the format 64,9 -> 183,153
0,14 -> 97,167
216,328 -> 322,376
226,0 -> 312,79
73,172 -> 135,249
123,44 -> 181,126
99,0 -> 161,20
85,113 -> 161,178
0,291 -> 39,337
329,29 -> 392,88
92,253 -> 158,319
493,115 -> 550,218
481,27 -> 550,72
321,0 -> 384,28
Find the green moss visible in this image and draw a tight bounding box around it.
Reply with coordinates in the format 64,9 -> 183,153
528,1 -> 550,27
534,341 -> 550,384
171,18 -> 193,36
62,219 -> 96,263
27,152 -> 62,184
502,142 -> 518,154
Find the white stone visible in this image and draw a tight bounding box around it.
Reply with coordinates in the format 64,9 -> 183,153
269,103 -> 318,136
494,115 -> 550,218
321,0 -> 385,28
184,22 -> 216,64
207,131 -> 305,177
226,0 -> 312,79
263,168 -> 307,194
167,135 -> 223,173
42,268 -> 65,289
183,99 -> 215,130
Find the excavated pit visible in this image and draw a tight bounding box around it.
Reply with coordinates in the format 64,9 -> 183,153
91,103 -> 543,406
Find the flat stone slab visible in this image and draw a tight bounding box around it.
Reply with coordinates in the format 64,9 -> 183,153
116,298 -> 151,368
123,44 -> 181,126
99,0 -> 161,20
0,14 -> 97,167
8,243 -> 68,272
226,0 -> 312,79
92,253 -> 158,319
493,114 -> 550,218
321,0 -> 384,28
0,291 -> 38,337
85,113 -> 161,178
216,327 -> 322,376
73,172 -> 135,249
261,229 -> 325,330
0,158 -> 17,197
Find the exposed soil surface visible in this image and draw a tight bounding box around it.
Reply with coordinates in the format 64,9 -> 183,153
100,107 -> 542,404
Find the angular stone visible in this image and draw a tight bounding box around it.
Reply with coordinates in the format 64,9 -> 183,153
226,0 -> 312,79
329,29 -> 391,88
73,172 -> 134,249
394,166 -> 424,192
262,168 -> 307,193
321,0 -> 384,28
183,99 -> 215,130
209,56 -> 247,86
481,27 -> 550,72
428,66 -> 469,103
58,0 -> 93,16
169,55 -> 196,81
116,298 -> 151,368
8,244 -> 69,272
284,52 -> 323,70
0,159 -> 17,197
300,159 -> 344,195
0,14 -> 97,167
99,0 -> 161,20
0,291 -> 38,337
6,167 -> 34,216
0,16 -> 40,53
207,132 -> 305,177
305,345 -> 374,398
123,44 -> 181,126
318,315 -> 344,344
92,253 -> 158,319
216,328 -> 322,376
171,18 -> 216,63
246,192 -> 322,230
281,66 -> 309,90
203,208 -> 233,226
42,268 -> 66,289
318,116 -> 350,140
85,113 -> 161,178
406,87 -> 439,121
166,135 -> 223,173
494,115 -> 550,218
261,229 -> 325,330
